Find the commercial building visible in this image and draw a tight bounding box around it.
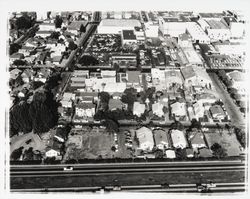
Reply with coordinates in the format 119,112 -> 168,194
205,20 -> 231,41
97,19 -> 141,34
186,22 -> 210,44
181,65 -> 212,87
121,30 -> 137,46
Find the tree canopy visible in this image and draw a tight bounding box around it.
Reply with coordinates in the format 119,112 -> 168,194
211,143 -> 227,158
15,15 -> 32,29
54,15 -> 63,28
79,55 -> 99,66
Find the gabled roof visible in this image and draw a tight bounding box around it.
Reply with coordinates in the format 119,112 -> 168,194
187,130 -> 206,146
154,129 -> 170,146
136,127 -> 154,144
227,70 -> 244,82
210,105 -> 224,116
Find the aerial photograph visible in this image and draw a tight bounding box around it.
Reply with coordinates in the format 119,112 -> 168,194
5,4 -> 248,196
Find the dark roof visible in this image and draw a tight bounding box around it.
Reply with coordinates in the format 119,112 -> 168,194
223,16 -> 237,26
122,30 -> 136,40
55,128 -> 68,140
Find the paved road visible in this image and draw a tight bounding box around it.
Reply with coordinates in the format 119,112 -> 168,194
209,73 -> 245,127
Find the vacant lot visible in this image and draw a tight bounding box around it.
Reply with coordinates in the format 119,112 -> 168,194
64,127 -> 115,160
204,129 -> 242,156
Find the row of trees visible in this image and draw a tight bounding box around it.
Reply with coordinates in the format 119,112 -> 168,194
217,70 -> 245,113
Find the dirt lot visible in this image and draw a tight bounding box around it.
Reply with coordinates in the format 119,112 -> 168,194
204,129 -> 242,156
64,127 -> 115,160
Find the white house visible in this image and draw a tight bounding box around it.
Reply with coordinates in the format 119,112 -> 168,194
152,102 -> 164,117
170,129 -> 188,149
187,130 -> 206,149
45,149 -> 60,158
171,102 -> 186,117
136,127 -> 154,151
133,102 -> 146,117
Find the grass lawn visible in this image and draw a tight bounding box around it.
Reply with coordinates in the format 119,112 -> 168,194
204,129 -> 242,156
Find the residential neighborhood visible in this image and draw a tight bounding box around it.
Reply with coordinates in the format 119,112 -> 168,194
7,10 -> 247,193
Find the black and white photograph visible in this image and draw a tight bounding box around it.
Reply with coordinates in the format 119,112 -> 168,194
0,0 -> 249,198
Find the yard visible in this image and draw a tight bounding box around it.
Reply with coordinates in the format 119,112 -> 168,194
10,132 -> 46,154
64,127 -> 115,160
204,129 -> 242,157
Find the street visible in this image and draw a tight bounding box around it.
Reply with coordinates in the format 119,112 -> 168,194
209,72 -> 245,127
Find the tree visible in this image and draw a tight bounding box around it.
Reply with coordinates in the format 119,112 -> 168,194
54,15 -> 63,28
68,41 -> 77,51
79,55 -> 99,66
15,15 -> 32,29
99,92 -> 110,104
9,43 -> 21,55
50,31 -> 60,39
10,101 -> 32,136
190,119 -> 202,129
170,120 -> 184,131
211,143 -> 227,158
121,92 -> 136,111
175,148 -> 187,160
13,59 -> 27,66
80,24 -> 86,33
31,81 -> 44,90
234,127 -> 246,148
103,119 -> 119,132
155,149 -> 164,159
10,147 -> 24,160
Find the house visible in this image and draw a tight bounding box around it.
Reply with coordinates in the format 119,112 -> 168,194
21,69 -> 33,83
35,30 -> 53,38
171,101 -> 186,117
10,53 -> 24,64
226,70 -> 245,92
76,92 -> 98,102
34,68 -> 50,83
10,68 -> 22,80
18,46 -> 34,57
35,52 -> 47,65
133,102 -> 146,117
186,148 -> 194,158
52,55 -> 63,65
187,129 -> 206,149
74,102 -> 95,121
164,70 -> 183,89
210,105 -> 225,120
121,30 -> 137,46
67,20 -> 88,35
165,149 -> 176,159
196,93 -> 217,104
45,149 -> 60,158
39,23 -> 56,31
54,127 -> 68,143
198,148 -> 213,158
193,101 -> 205,119
60,92 -> 75,108
136,127 -> 154,151
181,65 -> 212,88
109,99 -> 123,111
126,71 -> 142,91
152,102 -> 164,117
153,129 -> 170,150
170,129 -> 188,149
178,33 -> 192,48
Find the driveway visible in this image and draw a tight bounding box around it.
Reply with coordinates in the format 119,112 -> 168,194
209,72 -> 245,127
